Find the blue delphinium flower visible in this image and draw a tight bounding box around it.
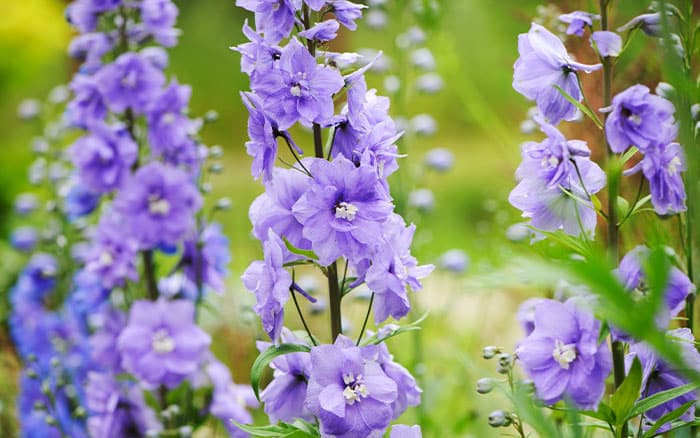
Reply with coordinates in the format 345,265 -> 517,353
181,222 -> 231,293
84,214 -> 140,288
330,0 -> 366,30
633,142 -> 687,214
96,52 -> 166,114
140,0 -> 180,47
513,23 -> 602,124
516,299 -> 612,409
236,0 -> 300,44
66,74 -> 107,128
241,91 -> 282,183
305,335 -> 398,437
68,32 -> 113,72
559,11 -> 600,36
298,19 -> 340,42
146,80 -> 195,158
625,328 -> 700,433
590,31 -> 622,58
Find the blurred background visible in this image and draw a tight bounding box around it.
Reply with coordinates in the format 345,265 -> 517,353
0,0 -> 660,436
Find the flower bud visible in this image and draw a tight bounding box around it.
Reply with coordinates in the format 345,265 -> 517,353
497,353 -> 513,374
476,378 -> 495,394
204,110 -> 219,123
209,145 -> 224,158
482,346 -> 500,360
215,197 -> 232,210
488,410 -> 510,427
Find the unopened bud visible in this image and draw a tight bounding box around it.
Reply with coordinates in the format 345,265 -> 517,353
215,197 -> 232,210
204,110 -> 219,123
476,378 -> 495,394
488,410 -> 510,427
496,353 -> 513,374
74,406 -> 87,419
209,163 -> 223,173
209,145 -> 224,158
482,346 -> 500,360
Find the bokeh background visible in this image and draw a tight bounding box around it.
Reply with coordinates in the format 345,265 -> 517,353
0,1 -> 659,436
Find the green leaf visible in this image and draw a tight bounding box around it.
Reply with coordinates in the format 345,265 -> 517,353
251,343 -> 311,401
232,420 -> 319,438
553,84 -> 603,129
282,236 -> 318,260
630,382 -> 700,417
642,400 -> 695,437
610,357 -> 642,424
620,146 -> 639,165
616,196 -> 630,218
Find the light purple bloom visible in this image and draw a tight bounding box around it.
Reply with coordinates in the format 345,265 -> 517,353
141,0 -> 180,47
232,21 -> 281,76
11,227 -> 39,252
241,230 -> 293,343
251,38 -> 344,129
181,222 -> 231,293
365,214 -> 433,323
305,336 -> 398,437
517,297 -> 547,336
89,307 -> 126,371
146,81 -> 194,157
96,52 -> 166,114
618,13 -> 664,37
206,360 -> 258,437
591,31 -> 622,57
439,249 -> 469,273
85,214 -> 139,289
330,0 -> 366,31
14,193 -> 38,216
559,11 -> 599,36
391,425 -> 422,438
513,23 -> 602,124
638,142 -> 687,214
68,33 -> 113,72
69,124 -> 138,193
140,46 -> 170,69
118,299 -> 211,388
375,342 -> 421,418
516,299 -> 612,409
626,328 -> 700,432
114,162 -> 202,248
236,0 -> 300,44
242,91 -> 281,183
424,147 -> 454,172
299,20 -> 340,42
602,84 -> 677,153
292,156 -> 394,266
66,74 -> 108,128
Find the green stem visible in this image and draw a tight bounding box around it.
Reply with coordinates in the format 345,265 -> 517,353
327,263 -> 342,341
356,293 -> 374,345
142,250 -> 159,301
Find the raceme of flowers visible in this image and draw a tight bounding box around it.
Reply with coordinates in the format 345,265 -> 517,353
9,0 -> 256,436
235,0 -> 432,435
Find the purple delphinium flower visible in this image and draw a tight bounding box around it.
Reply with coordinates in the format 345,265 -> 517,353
117,299 -> 211,388
329,0 -> 366,31
206,359 -> 258,437
89,308 -> 127,371
513,23 -> 602,124
258,328 -> 313,423
96,52 -> 166,114
292,156 -> 394,266
559,11 -> 599,37
10,227 -> 39,252
146,80 -> 195,158
626,328 -> 700,432
299,20 -> 340,42
365,214 -> 433,323
639,142 -> 687,214
233,21 -> 281,76
14,193 -> 38,216
424,147 -> 454,172
236,0 -> 300,44
141,0 -> 180,47
249,165 -> 311,250
241,230 -> 293,343
84,214 -> 140,289
374,342 -> 421,418
618,13 -> 664,38
516,299 -> 612,409
602,84 -> 677,153
181,222 -> 231,293
517,298 -> 547,336
391,425 -> 422,438
251,38 -> 344,129
114,161 -> 202,249
590,31 -> 622,58
66,74 -> 108,128
305,335 -> 398,437
242,91 -> 281,183
64,180 -> 101,220
69,124 -> 137,193
68,33 -> 113,72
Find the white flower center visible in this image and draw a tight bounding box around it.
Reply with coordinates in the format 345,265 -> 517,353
667,156 -> 682,174
342,373 -> 369,405
541,155 -> 559,168
121,71 -> 137,89
628,113 -> 642,125
335,201 -> 358,221
148,195 -> 171,216
162,112 -> 176,124
290,85 -> 302,97
98,250 -> 113,267
552,339 -> 577,369
151,328 -> 176,354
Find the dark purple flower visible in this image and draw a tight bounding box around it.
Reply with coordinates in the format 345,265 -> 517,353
236,0 -> 300,44
69,124 -> 137,193
10,227 -> 39,252
64,180 -> 101,220
299,20 -> 340,42
258,328 -> 313,423
249,165 -> 311,250
590,31 -> 622,58
251,38 -> 344,129
114,161 -> 202,248
96,52 -> 166,114
626,328 -> 700,432
141,0 -> 180,47
66,74 -> 108,128
602,84 -> 677,153
640,142 -> 687,214
146,81 -> 195,157
242,91 -> 280,183
85,213 -> 139,289
516,299 -> 612,409
181,222 -> 231,293
365,214 -> 433,323
241,230 -> 292,343
513,23 -> 602,124
85,372 -> 161,437
206,360 -> 258,437
330,0 -> 366,31
305,336 -> 398,437
559,11 -> 599,36
118,299 -> 211,388
292,156 -> 394,266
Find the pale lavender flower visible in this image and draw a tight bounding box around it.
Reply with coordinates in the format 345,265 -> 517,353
602,84 -> 677,153
618,13 -> 664,37
423,147 -> 454,172
299,20 -> 340,42
292,156 -> 394,266
232,21 -> 281,76
118,299 -> 211,388
146,81 -> 194,157
89,308 -> 126,371
559,11 -> 599,36
241,230 -> 293,343
66,74 -> 108,128
85,214 -> 139,289
14,193 -> 38,216
236,0 -> 300,43
513,23 -> 602,124
590,31 -> 622,58
141,0 -> 180,47
439,249 -> 469,273
10,227 -> 39,252
638,142 -> 687,214
305,336 -> 398,437
96,52 -> 166,114
181,222 -> 231,293
374,343 -> 421,418
68,33 -> 113,72
516,299 -> 612,409
114,162 -> 202,249
140,46 -> 170,69
329,1 -> 366,30
517,298 -> 547,336
391,425 -> 422,437
206,360 -> 258,437
241,91 -> 280,183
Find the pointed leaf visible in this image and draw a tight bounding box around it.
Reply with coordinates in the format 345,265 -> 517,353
251,343 -> 311,401
630,382 -> 700,417
642,400 -> 695,438
611,356 -> 642,424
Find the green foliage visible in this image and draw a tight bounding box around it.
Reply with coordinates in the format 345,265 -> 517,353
250,343 -> 311,401
233,419 -> 319,437
610,357 -> 642,428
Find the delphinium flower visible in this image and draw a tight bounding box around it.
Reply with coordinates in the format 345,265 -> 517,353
235,0 -> 300,44
205,359 -> 259,438
117,299 -> 211,388
513,23 -> 602,124
181,222 -> 231,293
391,425 -> 422,437
516,299 -> 612,409
84,214 -> 140,288
146,80 -> 197,159
625,329 -> 700,432
628,141 -> 687,214
241,91 -> 282,183
95,52 -> 166,114
559,11 -> 599,36
590,31 -> 622,58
